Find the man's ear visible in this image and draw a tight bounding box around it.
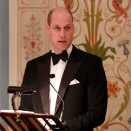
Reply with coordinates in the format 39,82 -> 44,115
46,25 -> 50,35
73,24 -> 75,34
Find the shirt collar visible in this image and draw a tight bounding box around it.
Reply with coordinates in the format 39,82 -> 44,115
51,44 -> 73,59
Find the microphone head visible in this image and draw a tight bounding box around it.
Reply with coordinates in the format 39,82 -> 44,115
49,74 -> 55,78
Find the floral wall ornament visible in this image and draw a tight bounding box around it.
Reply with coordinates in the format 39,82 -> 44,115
61,0 -> 80,14
128,117 -> 131,125
109,25 -> 116,33
23,14 -> 43,61
63,0 -> 74,11
102,54 -> 131,131
31,41 -> 36,49
107,81 -> 121,98
119,116 -> 123,121
104,0 -> 131,40
112,0 -> 129,22
76,0 -> 116,61
117,39 -> 130,55
53,0 -> 131,130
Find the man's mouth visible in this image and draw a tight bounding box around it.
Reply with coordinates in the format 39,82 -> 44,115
59,41 -> 66,43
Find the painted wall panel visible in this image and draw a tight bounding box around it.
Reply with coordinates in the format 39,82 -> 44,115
18,9 -> 49,85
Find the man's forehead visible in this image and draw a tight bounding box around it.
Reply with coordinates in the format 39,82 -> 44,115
52,10 -> 70,18
53,7 -> 69,14
52,8 -> 72,20
51,13 -> 72,24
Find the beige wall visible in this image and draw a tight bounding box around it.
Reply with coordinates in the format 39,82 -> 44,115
9,0 -> 131,130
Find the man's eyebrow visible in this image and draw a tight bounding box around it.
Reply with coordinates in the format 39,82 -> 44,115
54,25 -> 60,26
53,24 -> 71,27
65,24 -> 71,26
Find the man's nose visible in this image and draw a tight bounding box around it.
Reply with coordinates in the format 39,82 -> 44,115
60,29 -> 65,37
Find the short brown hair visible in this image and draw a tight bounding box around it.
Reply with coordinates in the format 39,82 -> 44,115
47,7 -> 73,26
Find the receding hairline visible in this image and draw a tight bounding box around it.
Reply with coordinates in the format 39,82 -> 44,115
47,7 -> 73,26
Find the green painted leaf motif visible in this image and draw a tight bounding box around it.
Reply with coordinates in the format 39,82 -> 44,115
93,35 -> 102,55
114,0 -> 122,3
77,43 -> 88,51
124,86 -> 129,104
76,19 -> 116,61
63,0 -> 73,4
100,47 -> 116,61
83,10 -> 90,31
109,86 -> 129,122
69,0 -> 73,4
84,35 -> 92,53
110,47 -> 116,54
100,47 -> 110,58
84,9 -> 89,17
77,35 -> 116,61
95,127 -> 100,131
97,42 -> 105,57
73,17 -> 79,22
96,9 -> 103,26
102,55 -> 114,61
77,35 -> 92,54
98,9 -> 103,21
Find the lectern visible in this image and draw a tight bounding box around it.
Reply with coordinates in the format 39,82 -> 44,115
2,86 -> 67,130
0,111 -> 67,131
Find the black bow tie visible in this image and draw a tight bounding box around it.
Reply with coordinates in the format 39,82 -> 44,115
51,50 -> 68,65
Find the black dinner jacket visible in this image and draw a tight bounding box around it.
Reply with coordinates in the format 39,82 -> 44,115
19,45 -> 107,131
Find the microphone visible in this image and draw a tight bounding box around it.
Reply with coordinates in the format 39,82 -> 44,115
49,74 -> 55,78
48,74 -> 66,124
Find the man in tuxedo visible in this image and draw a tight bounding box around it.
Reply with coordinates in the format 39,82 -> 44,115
19,6 -> 107,131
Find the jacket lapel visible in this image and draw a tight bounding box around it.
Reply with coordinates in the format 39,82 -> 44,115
37,52 -> 51,114
55,46 -> 83,114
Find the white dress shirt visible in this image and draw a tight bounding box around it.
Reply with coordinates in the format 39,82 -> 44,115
49,44 -> 73,115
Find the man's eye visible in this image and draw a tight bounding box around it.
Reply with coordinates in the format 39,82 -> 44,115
55,27 -> 59,30
65,27 -> 70,30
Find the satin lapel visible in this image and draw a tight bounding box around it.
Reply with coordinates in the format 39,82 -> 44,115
37,54 -> 51,114
55,47 -> 83,114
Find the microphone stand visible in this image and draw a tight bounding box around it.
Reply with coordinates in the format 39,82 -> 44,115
49,82 -> 65,123
48,74 -> 67,125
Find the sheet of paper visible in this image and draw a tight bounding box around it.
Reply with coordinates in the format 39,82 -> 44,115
0,110 -> 34,113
